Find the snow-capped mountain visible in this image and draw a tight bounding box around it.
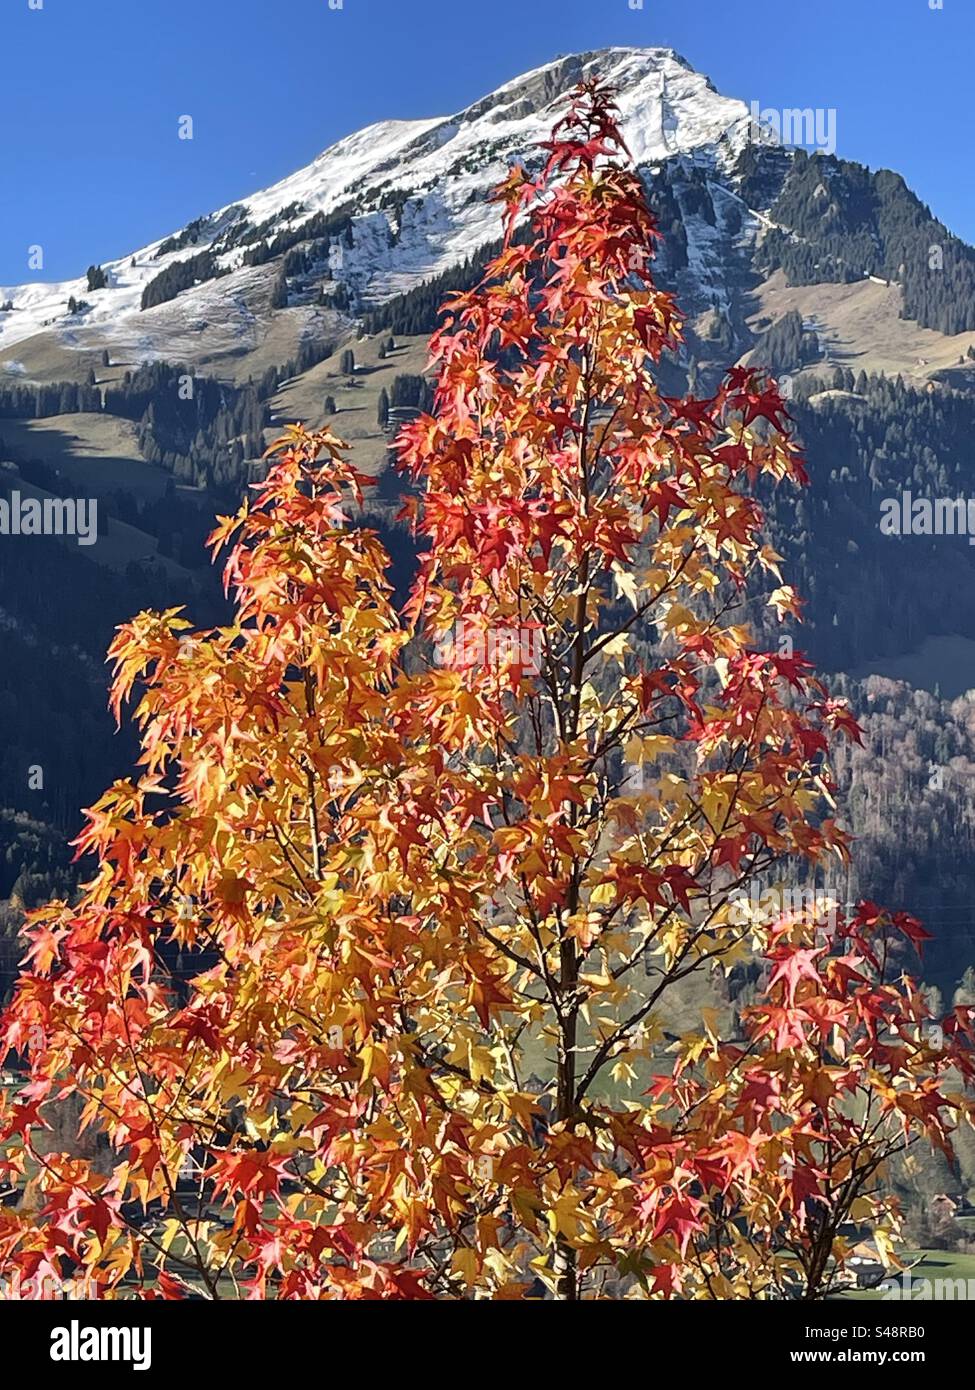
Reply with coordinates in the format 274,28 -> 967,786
3,44 -> 973,391
0,49 -> 756,371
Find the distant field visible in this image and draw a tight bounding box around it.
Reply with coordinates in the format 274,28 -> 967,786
0,412 -> 171,500
841,1250 -> 975,1300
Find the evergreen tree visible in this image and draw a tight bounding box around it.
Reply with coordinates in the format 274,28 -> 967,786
269,268 -> 289,310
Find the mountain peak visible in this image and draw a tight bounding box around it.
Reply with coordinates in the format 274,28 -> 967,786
0,48 -> 751,368
456,47 -> 748,163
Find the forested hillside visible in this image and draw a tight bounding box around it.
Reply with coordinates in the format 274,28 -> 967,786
762,373 -> 975,673
738,145 -> 975,334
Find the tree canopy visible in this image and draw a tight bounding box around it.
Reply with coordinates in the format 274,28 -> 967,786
0,81 -> 972,1302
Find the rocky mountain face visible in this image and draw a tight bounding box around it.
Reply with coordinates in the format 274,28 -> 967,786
0,48 -> 754,373
4,46 -> 974,388
2,47 -> 975,992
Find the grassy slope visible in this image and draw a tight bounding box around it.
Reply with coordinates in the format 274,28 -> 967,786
267,332 -> 431,478
841,1250 -> 975,1300
742,269 -> 975,388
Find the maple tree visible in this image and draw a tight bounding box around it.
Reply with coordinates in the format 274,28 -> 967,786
0,81 -> 971,1300
669,902 -> 975,1299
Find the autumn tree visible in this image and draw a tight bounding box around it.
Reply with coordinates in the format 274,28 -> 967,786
669,901 -> 975,1299
0,81 -> 969,1301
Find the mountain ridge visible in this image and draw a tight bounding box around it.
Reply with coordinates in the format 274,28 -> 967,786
4,43 -> 974,400
0,47 -> 754,372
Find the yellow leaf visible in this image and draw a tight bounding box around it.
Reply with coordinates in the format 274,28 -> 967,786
613,567 -> 640,609
451,1248 -> 480,1288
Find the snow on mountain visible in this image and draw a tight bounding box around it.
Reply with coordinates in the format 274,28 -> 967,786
0,48 -> 755,369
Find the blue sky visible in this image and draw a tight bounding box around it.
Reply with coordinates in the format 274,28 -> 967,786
1,0 -> 971,284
